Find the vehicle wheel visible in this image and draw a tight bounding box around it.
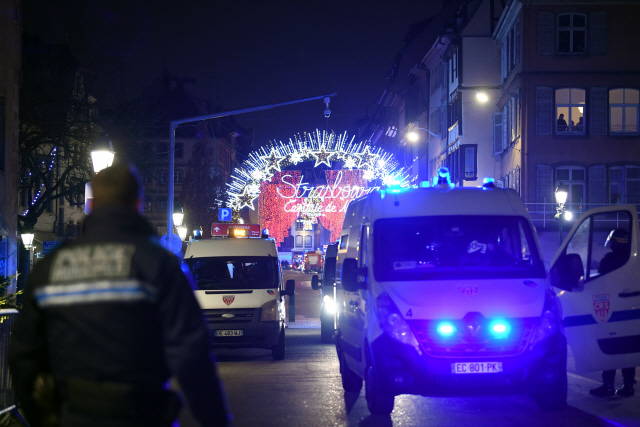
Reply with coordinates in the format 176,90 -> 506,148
320,314 -> 334,343
272,327 -> 285,361
365,358 -> 394,415
339,349 -> 363,392
533,369 -> 567,411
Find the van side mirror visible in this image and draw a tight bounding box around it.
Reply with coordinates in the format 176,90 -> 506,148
341,258 -> 366,292
311,275 -> 320,290
550,253 -> 583,291
323,258 -> 336,288
285,279 -> 296,296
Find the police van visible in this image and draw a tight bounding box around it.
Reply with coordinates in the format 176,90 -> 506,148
311,242 -> 338,343
184,226 -> 295,360
335,180 -> 567,414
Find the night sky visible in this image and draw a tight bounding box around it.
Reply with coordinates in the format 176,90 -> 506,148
23,0 -> 441,146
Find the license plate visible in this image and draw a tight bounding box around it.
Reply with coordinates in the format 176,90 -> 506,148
215,330 -> 243,337
452,362 -> 503,374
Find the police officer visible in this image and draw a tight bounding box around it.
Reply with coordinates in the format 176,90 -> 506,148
10,164 -> 232,426
589,228 -> 636,398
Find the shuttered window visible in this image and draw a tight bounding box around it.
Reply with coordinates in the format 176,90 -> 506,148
536,165 -> 554,211
536,87 -> 553,135
590,11 -> 607,55
493,112 -> 503,156
538,11 -> 555,55
588,165 -> 606,207
590,87 -> 608,136
609,166 -> 640,205
609,89 -> 639,134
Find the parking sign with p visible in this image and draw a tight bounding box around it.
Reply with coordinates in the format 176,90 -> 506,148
218,208 -> 232,222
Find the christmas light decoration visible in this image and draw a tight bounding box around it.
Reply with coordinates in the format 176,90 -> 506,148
227,130 -> 409,244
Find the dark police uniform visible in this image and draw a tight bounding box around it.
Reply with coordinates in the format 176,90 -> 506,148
10,205 -> 230,426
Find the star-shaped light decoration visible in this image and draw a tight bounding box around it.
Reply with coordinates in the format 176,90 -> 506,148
358,146 -> 379,169
261,148 -> 285,173
310,145 -> 335,167
246,183 -> 261,194
234,187 -> 259,210
363,169 -> 375,181
290,151 -> 303,165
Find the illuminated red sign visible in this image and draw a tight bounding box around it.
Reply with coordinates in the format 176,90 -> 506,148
211,223 -> 261,237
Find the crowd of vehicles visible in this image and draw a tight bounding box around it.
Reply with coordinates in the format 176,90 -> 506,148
332,178 -> 640,415
181,173 -> 640,415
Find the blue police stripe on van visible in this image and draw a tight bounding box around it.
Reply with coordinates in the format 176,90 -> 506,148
34,279 -> 158,308
563,309 -> 640,327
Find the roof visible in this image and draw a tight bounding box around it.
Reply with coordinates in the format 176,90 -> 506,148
185,237 -> 278,259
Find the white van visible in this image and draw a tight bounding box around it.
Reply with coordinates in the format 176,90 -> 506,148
335,184 -> 567,414
184,228 -> 295,360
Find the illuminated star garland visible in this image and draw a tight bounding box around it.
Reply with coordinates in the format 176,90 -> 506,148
227,130 -> 409,211
22,147 -> 58,215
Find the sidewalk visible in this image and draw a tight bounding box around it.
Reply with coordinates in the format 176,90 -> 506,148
285,316 -> 320,329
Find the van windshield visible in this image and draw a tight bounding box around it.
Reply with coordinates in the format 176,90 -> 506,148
373,216 -> 545,281
185,256 -> 279,290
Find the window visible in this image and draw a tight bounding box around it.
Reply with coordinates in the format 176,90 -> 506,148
174,171 -> 183,185
295,220 -> 304,231
556,166 -> 585,211
160,171 -> 168,185
462,145 -> 477,181
295,235 -> 303,247
609,89 -> 639,134
609,166 -> 640,205
175,143 -> 184,159
555,88 -> 585,133
144,201 -> 152,212
430,62 -> 445,93
157,199 -> 167,212
340,234 -> 349,250
304,235 -> 312,248
557,13 -> 586,54
450,51 -> 458,84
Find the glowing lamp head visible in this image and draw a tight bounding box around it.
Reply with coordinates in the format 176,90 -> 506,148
173,207 -> 184,227
476,91 -> 489,103
406,131 -> 420,143
91,136 -> 115,173
176,225 -> 188,241
563,210 -> 573,221
21,233 -> 35,248
555,188 -> 568,205
437,322 -> 456,337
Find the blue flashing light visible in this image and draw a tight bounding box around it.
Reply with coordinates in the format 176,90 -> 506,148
489,320 -> 511,338
380,189 -> 386,199
436,322 -> 456,337
419,180 -> 430,188
482,177 -> 496,189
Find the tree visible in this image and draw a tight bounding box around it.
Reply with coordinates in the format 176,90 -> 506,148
18,37 -> 95,233
181,137 -> 228,238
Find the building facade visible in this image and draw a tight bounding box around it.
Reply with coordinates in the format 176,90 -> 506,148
0,0 -> 21,289
494,0 -> 640,214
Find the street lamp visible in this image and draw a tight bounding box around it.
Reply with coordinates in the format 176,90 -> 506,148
554,185 -> 571,243
406,127 -> 442,142
165,92 -> 337,250
91,136 -> 115,173
173,207 -> 184,227
20,232 -> 34,249
476,91 -> 489,103
176,225 -> 188,241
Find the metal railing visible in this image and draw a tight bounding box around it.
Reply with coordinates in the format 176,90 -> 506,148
0,309 -> 29,425
524,201 -> 640,229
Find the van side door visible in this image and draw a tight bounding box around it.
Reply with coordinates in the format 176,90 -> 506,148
551,206 -> 640,373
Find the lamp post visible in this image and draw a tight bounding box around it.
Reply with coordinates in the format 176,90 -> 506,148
404,125 -> 442,184
164,93 -> 337,250
554,186 -> 572,243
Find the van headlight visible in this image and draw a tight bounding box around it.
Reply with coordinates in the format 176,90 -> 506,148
322,295 -> 336,314
376,293 -> 421,354
260,299 -> 278,321
530,290 -> 563,346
